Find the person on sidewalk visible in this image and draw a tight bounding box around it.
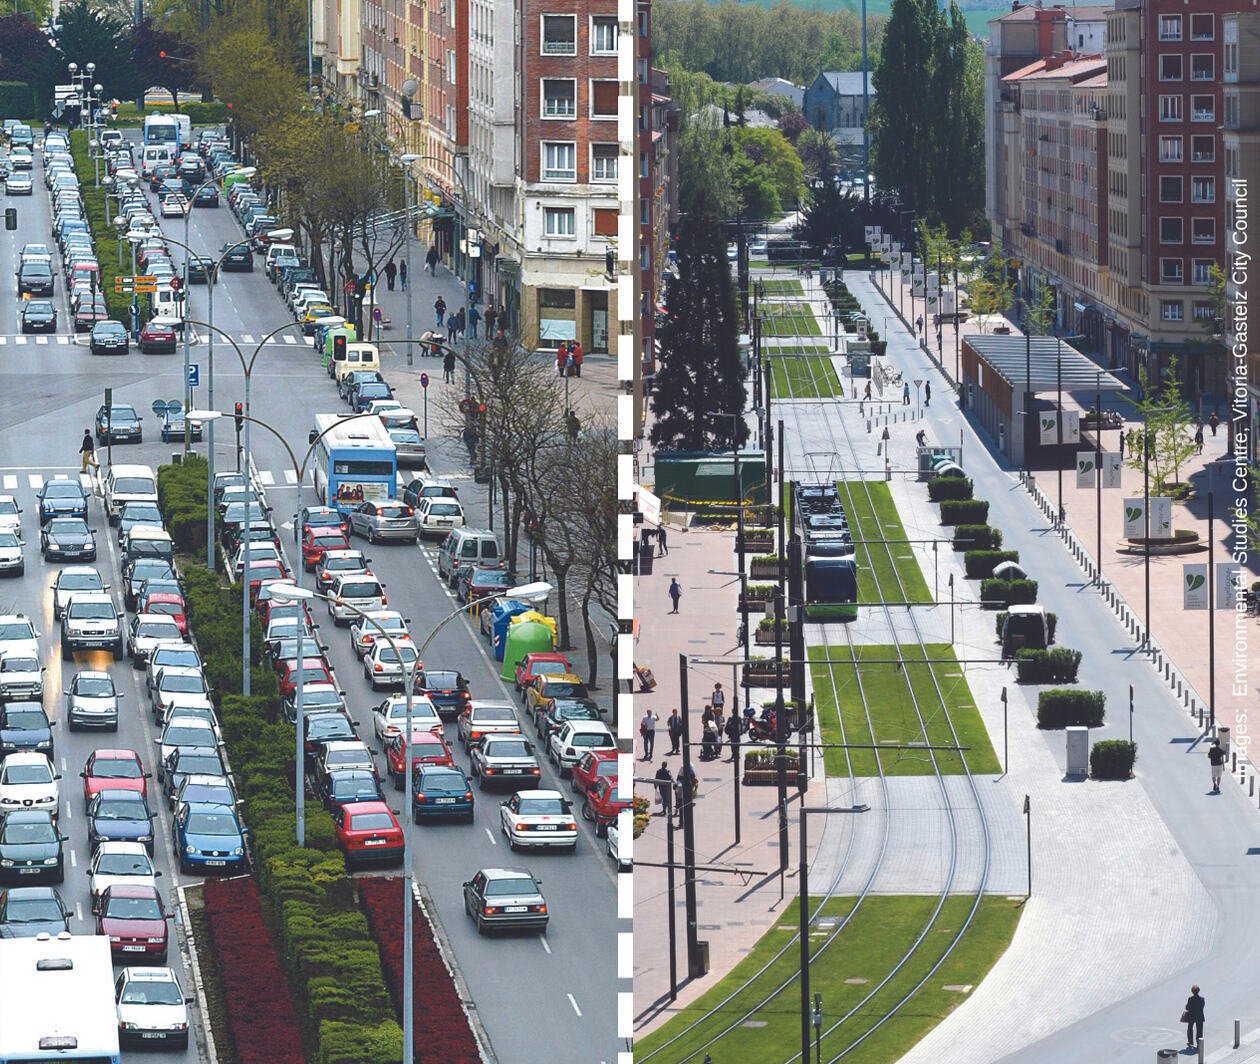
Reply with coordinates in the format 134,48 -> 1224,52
881,426 -> 891,451
863,381 -> 872,401
915,315 -> 924,334
484,304 -> 497,337
701,718 -> 719,760
902,381 -> 910,405
434,296 -> 446,330
79,429 -> 98,473
668,578 -> 682,613
556,342 -> 568,377
1184,985 -> 1205,1047
654,764 -> 673,816
425,245 -> 439,276
666,708 -> 683,754
1194,426 -> 1204,455
383,259 -> 397,291
657,525 -> 668,556
724,711 -> 743,762
924,381 -> 931,407
398,259 -> 408,290
916,429 -> 927,447
443,349 -> 457,384
566,410 -> 580,443
1119,432 -> 1125,461
1208,412 -> 1219,436
639,709 -> 659,761
1208,739 -> 1227,793
572,341 -> 583,377
710,683 -> 725,716
468,304 -> 480,338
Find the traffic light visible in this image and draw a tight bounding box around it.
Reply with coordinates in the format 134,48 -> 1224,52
4,208 -> 15,232
234,403 -> 244,432
333,335 -> 347,362
477,403 -> 487,415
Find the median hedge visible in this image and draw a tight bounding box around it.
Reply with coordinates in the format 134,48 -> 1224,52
964,549 -> 1020,579
1036,689 -> 1106,728
1016,647 -> 1082,684
159,463 -> 405,1064
952,524 -> 1002,551
1090,739 -> 1137,780
158,455 -> 212,558
979,578 -> 1038,606
927,477 -> 974,503
938,498 -> 989,525
69,130 -> 135,323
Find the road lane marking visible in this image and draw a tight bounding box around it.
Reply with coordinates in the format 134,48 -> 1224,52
64,804 -> 71,819
27,474 -> 42,489
284,469 -> 298,483
567,993 -> 582,1017
283,335 -> 297,344
241,333 -> 255,344
14,336 -> 25,345
258,470 -> 275,485
540,935 -> 551,954
69,850 -> 76,868
79,474 -> 92,489
2,476 -> 14,489
35,336 -> 47,345
484,828 -> 496,846
57,336 -> 69,345
76,903 -> 82,922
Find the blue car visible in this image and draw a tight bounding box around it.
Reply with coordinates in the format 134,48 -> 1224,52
172,801 -> 248,874
319,768 -> 384,811
411,765 -> 474,823
87,789 -> 155,854
36,478 -> 89,525
350,382 -> 393,412
0,703 -> 54,759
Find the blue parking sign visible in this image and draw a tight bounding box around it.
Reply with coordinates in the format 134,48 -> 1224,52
187,363 -> 200,388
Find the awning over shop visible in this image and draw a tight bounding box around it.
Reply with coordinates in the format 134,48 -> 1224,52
963,333 -> 1126,393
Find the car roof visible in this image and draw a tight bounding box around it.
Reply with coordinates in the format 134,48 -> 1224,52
94,840 -> 149,856
479,866 -> 539,881
322,740 -> 370,754
540,673 -> 584,685
181,801 -> 236,817
90,748 -> 142,761
120,966 -> 178,981
102,882 -> 158,898
74,670 -> 113,682
0,751 -> 51,766
561,720 -> 613,734
342,800 -> 390,814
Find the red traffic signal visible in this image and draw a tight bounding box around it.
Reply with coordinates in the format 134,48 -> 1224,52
333,335 -> 347,360
477,403 -> 487,414
233,402 -> 244,430
159,50 -> 167,58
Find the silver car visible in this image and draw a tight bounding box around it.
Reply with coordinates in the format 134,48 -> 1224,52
388,428 -> 427,469
469,734 -> 542,790
0,654 -> 43,701
66,670 -> 121,730
346,501 -> 421,544
50,566 -> 106,619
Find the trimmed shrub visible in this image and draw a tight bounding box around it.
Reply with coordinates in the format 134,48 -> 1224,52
980,578 -> 1039,605
157,456 -> 211,556
1016,647 -> 1082,684
927,477 -> 974,503
1090,739 -> 1136,780
939,498 -> 989,525
1036,689 -> 1106,728
953,524 -> 1002,551
115,100 -> 230,124
995,611 -> 1057,643
964,549 -> 1020,579
69,131 -> 136,323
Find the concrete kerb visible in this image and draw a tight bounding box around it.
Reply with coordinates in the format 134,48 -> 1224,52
176,883 -> 220,1064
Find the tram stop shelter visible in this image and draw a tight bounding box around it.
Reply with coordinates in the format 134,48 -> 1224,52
959,333 -> 1126,469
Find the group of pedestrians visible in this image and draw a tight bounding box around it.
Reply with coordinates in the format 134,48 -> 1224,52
555,341 -> 584,377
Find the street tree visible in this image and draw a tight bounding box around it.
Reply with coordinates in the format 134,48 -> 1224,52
1129,357 -> 1197,495
964,244 -> 1016,331
0,14 -> 58,85
44,0 -> 141,104
728,126 -> 804,217
794,127 -> 840,182
127,19 -> 197,107
777,106 -> 808,144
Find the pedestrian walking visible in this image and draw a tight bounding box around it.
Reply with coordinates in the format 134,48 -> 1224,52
915,315 -> 924,334
639,709 -> 659,761
566,409 -> 580,443
924,381 -> 931,406
434,296 -> 446,329
1208,412 -> 1219,436
701,718 -> 719,760
657,525 -> 668,556
654,764 -> 673,815
453,307 -> 466,341
902,381 -> 910,405
572,341 -> 583,378
712,709 -> 725,753
425,245 -> 439,276
916,429 -> 927,447
1194,426 -> 1204,455
668,578 -> 682,613
556,343 -> 568,377
79,429 -> 98,473
468,304 -> 480,338
710,683 -> 725,715
1183,985 -> 1205,1047
443,350 -> 456,384
1119,431 -> 1125,460
1208,739 -> 1227,793
863,381 -> 872,401
666,708 -> 683,754
383,259 -> 397,291
398,259 -> 408,290
484,304 -> 497,337
724,711 -> 742,761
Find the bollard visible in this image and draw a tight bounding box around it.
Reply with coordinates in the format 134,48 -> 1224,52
1236,1019 -> 1241,1049
1200,1038 -> 1205,1063
1232,752 -> 1237,772
867,419 -> 872,434
1250,776 -> 1255,798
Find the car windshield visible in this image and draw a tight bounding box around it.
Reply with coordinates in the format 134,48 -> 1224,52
2,762 -> 51,784
42,483 -> 82,500
390,432 -> 421,445
153,649 -> 199,670
472,707 -> 515,723
96,852 -> 152,876
92,758 -> 141,779
0,500 -> 17,516
543,681 -> 585,698
104,894 -> 162,920
139,622 -> 182,640
96,796 -> 149,819
114,477 -> 155,495
428,503 -> 461,516
0,657 -> 38,673
163,725 -> 214,746
327,556 -> 364,572
571,733 -> 611,747
334,776 -> 378,797
147,602 -> 182,618
486,740 -> 531,758
417,768 -> 464,788
185,812 -> 238,836
485,877 -> 537,897
174,755 -> 222,776
517,797 -> 567,815
4,897 -> 63,922
0,623 -> 34,641
119,979 -> 182,1005
340,582 -> 381,598
131,561 -> 174,580
48,519 -> 88,535
162,675 -> 204,694
376,505 -> 411,518
553,701 -> 598,721
349,812 -> 394,831
4,709 -> 47,730
1,818 -> 55,843
69,602 -> 113,620
424,672 -> 462,689
58,572 -> 102,592
326,749 -> 367,767
121,504 -> 162,523
377,646 -> 418,665
310,718 -> 352,738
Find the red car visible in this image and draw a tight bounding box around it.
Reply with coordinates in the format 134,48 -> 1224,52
138,319 -> 178,354
569,749 -> 618,797
256,580 -> 300,622
297,505 -> 349,538
245,560 -> 288,599
95,884 -> 171,962
137,592 -> 188,635
514,651 -> 572,696
331,800 -> 404,866
581,775 -> 630,837
81,749 -> 150,806
302,528 -> 351,570
276,656 -> 334,698
382,729 -> 453,789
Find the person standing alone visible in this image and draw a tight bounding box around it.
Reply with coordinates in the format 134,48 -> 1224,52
668,578 -> 682,614
434,296 -> 446,330
666,708 -> 683,754
425,245 -> 439,276
468,304 -> 480,338
383,259 -> 397,291
654,764 -> 673,816
1208,739 -> 1227,793
1183,985 -> 1205,1048
924,381 -> 931,407
639,709 -> 659,761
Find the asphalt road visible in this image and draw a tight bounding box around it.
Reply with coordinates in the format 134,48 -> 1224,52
0,132 -> 619,1063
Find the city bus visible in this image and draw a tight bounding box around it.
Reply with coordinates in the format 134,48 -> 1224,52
142,112 -> 190,149
0,933 -> 121,1064
310,413 -> 398,513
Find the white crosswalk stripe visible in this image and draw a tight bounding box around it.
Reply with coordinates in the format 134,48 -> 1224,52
57,336 -> 70,345
283,469 -> 298,484
27,474 -> 42,489
0,337 -> 6,345
241,334 -> 255,344
2,476 -> 15,490
35,337 -> 48,345
283,335 -> 297,344
14,337 -> 26,346
79,474 -> 93,489
257,470 -> 275,485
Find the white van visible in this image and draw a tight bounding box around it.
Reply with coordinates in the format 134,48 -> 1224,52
333,343 -> 381,384
122,525 -> 174,568
437,528 -> 501,585
103,465 -> 158,525
140,144 -> 172,175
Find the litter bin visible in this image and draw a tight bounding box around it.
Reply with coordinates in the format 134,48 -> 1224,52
1157,1051 -> 1179,1063
689,940 -> 710,979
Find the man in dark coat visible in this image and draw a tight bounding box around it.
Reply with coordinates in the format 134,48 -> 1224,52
654,764 -> 673,816
666,708 -> 683,754
1185,985 -> 1205,1047
383,259 -> 397,291
724,711 -> 743,762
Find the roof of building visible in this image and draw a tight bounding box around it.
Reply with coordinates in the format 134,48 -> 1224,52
750,77 -> 804,105
963,334 -> 1126,392
812,72 -> 875,97
1003,58 -> 1048,81
991,3 -> 1110,24
1076,73 -> 1107,88
1017,55 -> 1106,81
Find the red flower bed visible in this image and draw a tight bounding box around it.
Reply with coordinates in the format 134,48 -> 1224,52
203,877 -> 308,1064
359,877 -> 482,1062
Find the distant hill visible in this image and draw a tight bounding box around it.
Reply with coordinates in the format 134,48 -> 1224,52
740,0 -> 1004,39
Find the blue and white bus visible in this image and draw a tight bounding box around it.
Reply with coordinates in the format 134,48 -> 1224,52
311,413 -> 398,512
0,934 -> 121,1064
142,113 -> 189,149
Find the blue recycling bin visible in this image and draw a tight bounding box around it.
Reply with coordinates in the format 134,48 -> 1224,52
491,599 -> 533,661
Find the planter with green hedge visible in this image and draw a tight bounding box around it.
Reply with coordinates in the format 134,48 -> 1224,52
979,578 -> 1039,606
927,477 -> 974,503
1016,647 -> 1082,684
737,527 -> 775,552
742,656 -> 784,686
749,555 -> 784,579
953,524 -> 1003,551
742,747 -> 803,785
995,611 -> 1057,644
938,498 -> 990,526
69,131 -> 138,324
964,549 -> 1020,579
1090,739 -> 1137,780
1036,689 -> 1106,728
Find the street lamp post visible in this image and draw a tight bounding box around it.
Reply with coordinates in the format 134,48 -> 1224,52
399,154 -> 418,367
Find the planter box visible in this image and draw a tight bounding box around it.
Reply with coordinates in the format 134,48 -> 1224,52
742,664 -> 783,686
743,762 -> 804,786
754,627 -> 784,645
750,560 -> 783,579
737,537 -> 775,553
739,595 -> 772,614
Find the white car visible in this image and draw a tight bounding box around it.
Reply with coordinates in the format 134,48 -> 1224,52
498,789 -> 578,853
366,399 -> 404,416
607,821 -> 631,870
65,670 -> 122,730
155,716 -> 220,765
0,614 -> 39,661
50,566 -> 105,620
145,643 -> 202,696
363,640 -> 420,690
371,695 -> 442,744
0,653 -> 43,701
115,966 -> 190,1048
150,667 -> 213,725
327,574 -> 386,625
547,720 -> 617,777
416,498 -> 465,540
0,752 -> 60,820
349,610 -> 410,659
315,549 -> 372,595
0,495 -> 22,534
159,193 -> 189,217
88,842 -> 159,911
128,614 -> 186,666
0,528 -> 24,576
233,541 -> 281,573
4,173 -> 33,195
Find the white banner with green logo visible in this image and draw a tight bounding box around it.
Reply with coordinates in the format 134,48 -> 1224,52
1063,410 -> 1080,444
1076,452 -> 1096,488
1183,564 -> 1208,609
1102,452 -> 1122,488
1039,412 -> 1059,445
1123,498 -> 1146,538
1151,497 -> 1172,537
1217,563 -> 1243,609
